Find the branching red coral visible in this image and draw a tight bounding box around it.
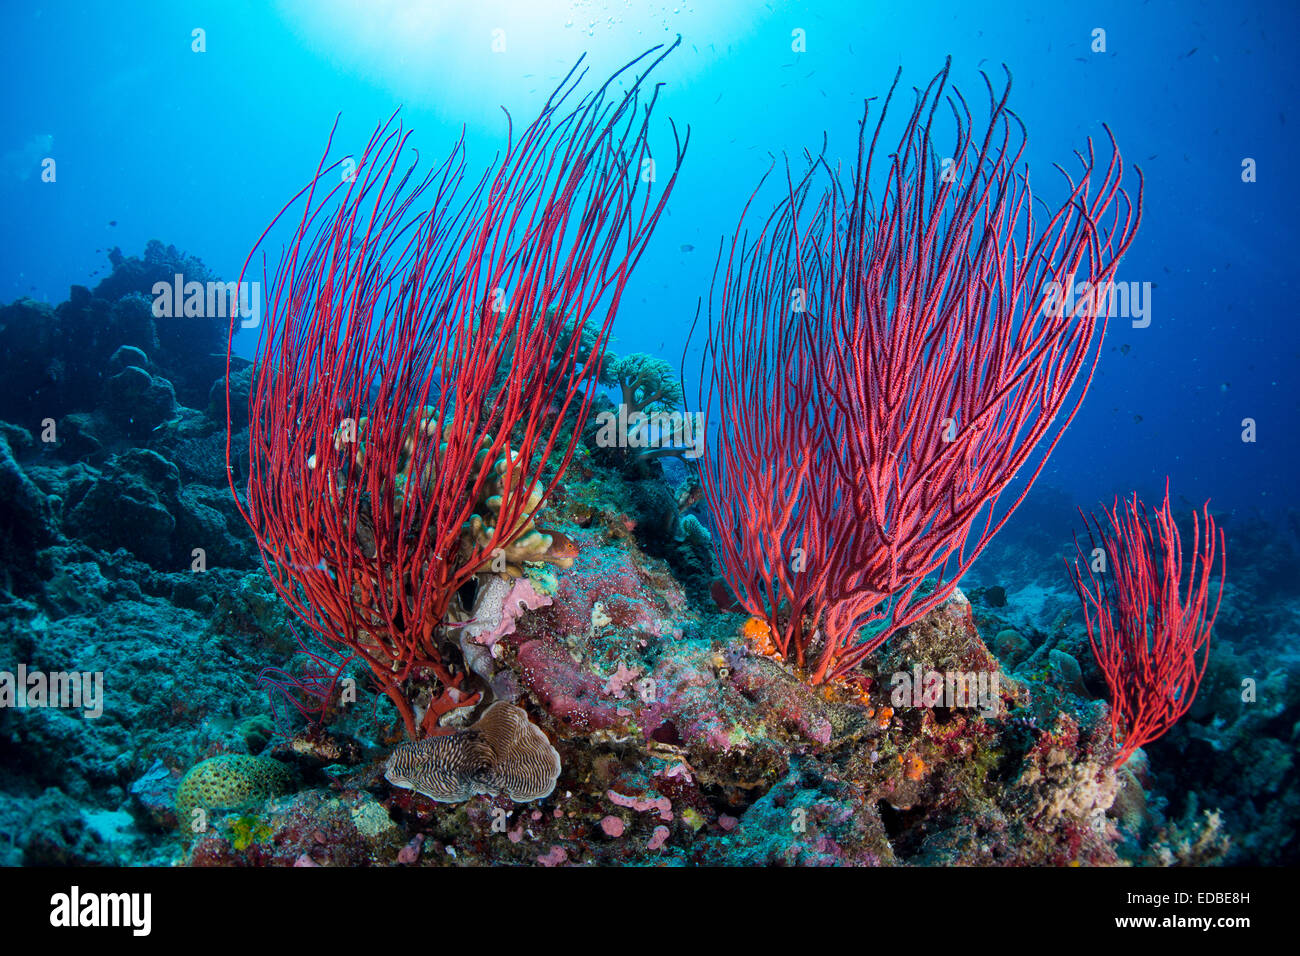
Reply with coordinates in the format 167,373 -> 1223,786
699,59 -> 1142,685
226,44 -> 686,738
1069,481 -> 1225,767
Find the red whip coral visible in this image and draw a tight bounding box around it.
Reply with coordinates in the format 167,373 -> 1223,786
226,45 -> 686,738
698,60 -> 1142,685
1068,482 -> 1225,767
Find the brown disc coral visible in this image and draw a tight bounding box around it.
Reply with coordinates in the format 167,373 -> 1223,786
384,702 -> 561,803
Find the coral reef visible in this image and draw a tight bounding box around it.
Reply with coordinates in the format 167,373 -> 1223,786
0,249 -> 1294,868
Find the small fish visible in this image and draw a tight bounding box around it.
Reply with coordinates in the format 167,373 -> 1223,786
1133,414 -> 1143,424
680,243 -> 694,252
1180,47 -> 1197,58
538,529 -> 579,566
287,557 -> 332,574
1120,343 -> 1131,355
107,220 -> 117,226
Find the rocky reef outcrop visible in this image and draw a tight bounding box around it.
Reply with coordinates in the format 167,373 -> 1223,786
0,244 -> 1294,867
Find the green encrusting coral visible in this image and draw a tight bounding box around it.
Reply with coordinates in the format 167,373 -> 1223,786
174,754 -> 295,824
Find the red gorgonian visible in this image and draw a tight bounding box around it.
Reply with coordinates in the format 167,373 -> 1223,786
1069,482 -> 1226,767
699,60 -> 1143,685
225,45 -> 685,738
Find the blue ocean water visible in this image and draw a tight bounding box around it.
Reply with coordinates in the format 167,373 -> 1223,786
4,0 -> 1295,521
